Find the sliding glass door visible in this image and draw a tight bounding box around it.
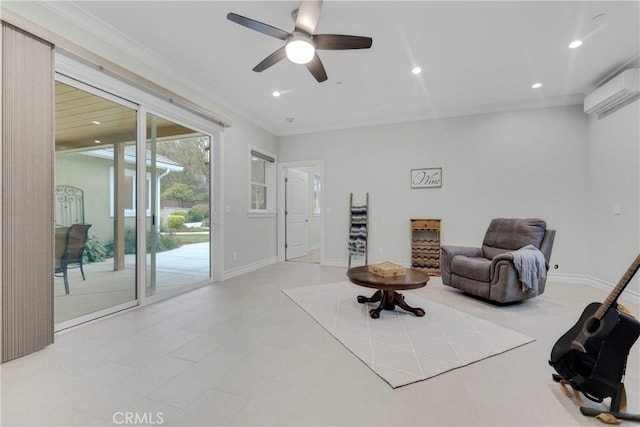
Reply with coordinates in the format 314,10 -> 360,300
54,80 -> 138,326
53,63 -> 219,329
145,113 -> 211,297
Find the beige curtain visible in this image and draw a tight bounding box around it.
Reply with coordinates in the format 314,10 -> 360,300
1,22 -> 55,362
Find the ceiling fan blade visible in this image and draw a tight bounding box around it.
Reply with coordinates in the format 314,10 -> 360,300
295,0 -> 323,35
314,34 -> 373,50
227,13 -> 291,41
253,47 -> 287,72
305,53 -> 328,82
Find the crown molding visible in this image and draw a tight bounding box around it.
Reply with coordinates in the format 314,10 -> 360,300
40,1 -> 279,136
274,94 -> 585,137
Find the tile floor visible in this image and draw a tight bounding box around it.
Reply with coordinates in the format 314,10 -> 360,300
288,248 -> 320,264
1,262 -> 639,426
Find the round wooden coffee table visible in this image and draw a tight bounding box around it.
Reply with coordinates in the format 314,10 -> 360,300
347,266 -> 429,319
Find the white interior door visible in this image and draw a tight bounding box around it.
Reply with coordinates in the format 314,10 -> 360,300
286,168 -> 309,259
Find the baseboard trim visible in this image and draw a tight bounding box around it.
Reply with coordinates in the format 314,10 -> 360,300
222,262 -> 640,300
547,273 -> 592,285
223,257 -> 278,280
323,259 -> 348,268
308,269 -> 640,300
322,259 -> 379,269
548,273 -> 640,299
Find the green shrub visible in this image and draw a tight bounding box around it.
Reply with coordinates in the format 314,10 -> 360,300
105,227 -> 182,255
156,233 -> 181,252
104,241 -> 113,256
159,216 -> 168,232
161,183 -> 195,202
124,228 -> 137,253
188,204 -> 209,222
167,215 -> 185,231
104,228 -> 136,255
147,228 -> 181,252
83,236 -> 107,263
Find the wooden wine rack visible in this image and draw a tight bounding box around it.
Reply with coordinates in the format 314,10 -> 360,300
411,219 -> 441,276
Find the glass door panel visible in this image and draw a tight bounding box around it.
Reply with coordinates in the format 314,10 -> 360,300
146,113 -> 211,296
54,81 -> 137,325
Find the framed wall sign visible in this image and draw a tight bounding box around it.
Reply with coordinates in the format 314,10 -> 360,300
411,168 -> 442,189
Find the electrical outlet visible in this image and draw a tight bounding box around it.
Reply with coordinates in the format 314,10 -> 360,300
233,252 -> 238,261
377,248 -> 383,256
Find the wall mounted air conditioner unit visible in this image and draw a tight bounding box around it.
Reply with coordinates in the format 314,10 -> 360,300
584,68 -> 640,118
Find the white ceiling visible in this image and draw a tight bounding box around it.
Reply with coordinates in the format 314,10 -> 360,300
44,1 -> 640,136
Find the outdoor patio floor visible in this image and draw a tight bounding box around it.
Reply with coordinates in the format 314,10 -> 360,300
54,242 -> 210,325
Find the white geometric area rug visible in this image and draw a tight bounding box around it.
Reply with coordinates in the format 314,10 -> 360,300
282,282 -> 535,388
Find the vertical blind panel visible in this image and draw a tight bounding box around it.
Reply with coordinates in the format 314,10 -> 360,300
2,23 -> 55,362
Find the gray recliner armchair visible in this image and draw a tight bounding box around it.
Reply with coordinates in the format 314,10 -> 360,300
441,218 -> 556,303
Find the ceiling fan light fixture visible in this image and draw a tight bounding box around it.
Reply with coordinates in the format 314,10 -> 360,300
285,34 -> 315,64
227,6 -> 373,82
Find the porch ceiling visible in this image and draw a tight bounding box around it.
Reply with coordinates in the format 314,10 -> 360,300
55,82 -> 196,151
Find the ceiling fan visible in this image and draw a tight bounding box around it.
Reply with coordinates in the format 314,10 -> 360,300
227,0 -> 373,82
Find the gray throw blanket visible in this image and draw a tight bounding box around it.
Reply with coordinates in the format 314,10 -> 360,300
511,244 -> 546,292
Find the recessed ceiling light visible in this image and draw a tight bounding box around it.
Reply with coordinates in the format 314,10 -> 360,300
93,140 -> 101,144
272,91 -> 281,97
285,117 -> 294,123
531,82 -> 542,89
412,67 -> 422,75
569,40 -> 583,49
92,121 -> 101,125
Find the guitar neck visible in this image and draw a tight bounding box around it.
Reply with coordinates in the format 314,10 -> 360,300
595,254 -> 640,319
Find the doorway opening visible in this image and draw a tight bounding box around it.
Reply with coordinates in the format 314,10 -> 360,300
278,162 -> 324,265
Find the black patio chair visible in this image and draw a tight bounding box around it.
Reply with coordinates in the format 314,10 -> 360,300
54,224 -> 91,295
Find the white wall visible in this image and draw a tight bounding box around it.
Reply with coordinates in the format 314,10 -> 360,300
223,122 -> 278,274
587,99 -> 640,295
278,105 -> 591,275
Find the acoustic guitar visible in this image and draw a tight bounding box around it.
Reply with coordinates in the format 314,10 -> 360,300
549,254 -> 640,401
